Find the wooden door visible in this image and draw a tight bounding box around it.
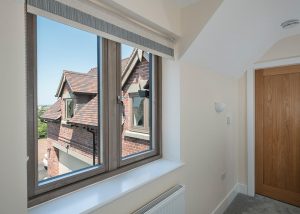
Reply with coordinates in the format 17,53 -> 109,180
256,65 -> 300,207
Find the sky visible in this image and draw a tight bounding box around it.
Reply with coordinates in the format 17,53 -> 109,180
37,16 -> 133,105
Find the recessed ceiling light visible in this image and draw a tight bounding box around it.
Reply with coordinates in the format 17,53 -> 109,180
281,19 -> 300,29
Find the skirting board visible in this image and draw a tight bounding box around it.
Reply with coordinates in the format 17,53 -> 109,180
210,183 -> 247,214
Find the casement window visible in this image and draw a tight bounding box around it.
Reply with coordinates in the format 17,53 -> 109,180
65,98 -> 74,119
132,96 -> 146,128
130,94 -> 149,133
26,9 -> 163,206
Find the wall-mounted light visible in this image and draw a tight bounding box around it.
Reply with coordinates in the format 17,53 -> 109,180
215,102 -> 226,113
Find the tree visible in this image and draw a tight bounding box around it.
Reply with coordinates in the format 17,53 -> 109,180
38,106 -> 48,139
38,119 -> 47,138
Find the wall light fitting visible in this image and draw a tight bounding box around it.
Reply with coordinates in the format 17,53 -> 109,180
215,102 -> 226,113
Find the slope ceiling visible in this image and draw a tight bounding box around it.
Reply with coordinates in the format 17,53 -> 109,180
175,0 -> 202,8
182,0 -> 300,77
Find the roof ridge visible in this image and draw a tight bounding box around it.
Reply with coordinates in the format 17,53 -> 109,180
121,48 -> 138,74
64,70 -> 97,77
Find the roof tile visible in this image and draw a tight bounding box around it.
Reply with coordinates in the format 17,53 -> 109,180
70,95 -> 98,127
41,98 -> 61,121
64,71 -> 97,94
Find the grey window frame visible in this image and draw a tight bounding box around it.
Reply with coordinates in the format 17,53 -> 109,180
27,13 -> 162,207
119,52 -> 161,166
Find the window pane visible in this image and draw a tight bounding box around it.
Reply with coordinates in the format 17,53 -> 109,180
120,44 -> 152,158
65,99 -> 74,119
37,16 -> 101,182
132,97 -> 145,127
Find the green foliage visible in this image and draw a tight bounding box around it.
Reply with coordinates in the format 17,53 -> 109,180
38,106 -> 48,117
38,106 -> 49,139
38,119 -> 47,139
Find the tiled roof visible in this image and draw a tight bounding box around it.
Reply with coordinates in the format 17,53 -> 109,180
47,52 -> 136,127
87,67 -> 97,76
70,95 -> 98,127
64,71 -> 97,94
61,58 -> 130,96
40,98 -> 61,121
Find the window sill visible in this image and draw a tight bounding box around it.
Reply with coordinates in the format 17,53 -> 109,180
61,120 -> 71,126
28,159 -> 184,214
124,130 -> 150,140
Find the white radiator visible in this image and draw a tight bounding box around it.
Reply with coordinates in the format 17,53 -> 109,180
133,185 -> 185,214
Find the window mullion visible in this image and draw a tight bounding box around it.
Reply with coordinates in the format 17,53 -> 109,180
107,40 -> 121,170
99,38 -> 109,171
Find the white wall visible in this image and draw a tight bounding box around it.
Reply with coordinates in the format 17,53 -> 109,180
0,0 -> 27,213
179,0 -> 222,57
258,35 -> 300,62
238,73 -> 247,185
58,151 -> 90,174
180,62 -> 240,214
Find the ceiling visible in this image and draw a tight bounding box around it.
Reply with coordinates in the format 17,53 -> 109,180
175,0 -> 201,8
182,0 -> 300,77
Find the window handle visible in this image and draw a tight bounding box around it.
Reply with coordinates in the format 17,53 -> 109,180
117,96 -> 124,104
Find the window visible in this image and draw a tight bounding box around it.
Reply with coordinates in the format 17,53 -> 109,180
27,14 -> 161,206
28,14 -> 102,192
65,98 -> 74,119
120,45 -> 155,159
132,96 -> 145,127
131,95 -> 149,131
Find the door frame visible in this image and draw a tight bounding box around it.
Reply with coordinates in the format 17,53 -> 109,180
246,56 -> 300,197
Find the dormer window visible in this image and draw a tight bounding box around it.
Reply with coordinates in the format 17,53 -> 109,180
129,93 -> 149,133
133,96 -> 144,127
65,98 -> 74,119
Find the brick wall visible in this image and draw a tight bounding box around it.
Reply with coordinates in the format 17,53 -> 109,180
47,138 -> 59,177
47,83 -> 99,177
47,122 -> 99,177
122,137 -> 150,157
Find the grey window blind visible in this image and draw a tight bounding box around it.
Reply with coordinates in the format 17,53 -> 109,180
26,0 -> 175,58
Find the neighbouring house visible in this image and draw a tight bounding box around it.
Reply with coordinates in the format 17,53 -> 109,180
41,49 -> 151,178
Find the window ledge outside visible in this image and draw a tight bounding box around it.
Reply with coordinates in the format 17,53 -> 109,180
124,130 -> 150,140
28,159 -> 184,214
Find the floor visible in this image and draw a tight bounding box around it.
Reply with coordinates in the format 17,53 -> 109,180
224,194 -> 300,214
